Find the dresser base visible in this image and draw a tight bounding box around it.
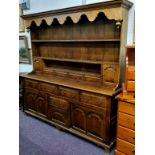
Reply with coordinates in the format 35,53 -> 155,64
24,110 -> 115,152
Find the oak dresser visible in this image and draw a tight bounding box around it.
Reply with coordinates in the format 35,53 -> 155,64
21,0 -> 133,151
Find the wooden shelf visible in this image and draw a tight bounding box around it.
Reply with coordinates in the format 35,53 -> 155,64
41,57 -> 103,64
32,39 -> 120,43
41,57 -> 119,65
44,67 -> 101,77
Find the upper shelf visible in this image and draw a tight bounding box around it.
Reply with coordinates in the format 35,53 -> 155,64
22,0 -> 133,28
32,39 -> 120,43
41,57 -> 103,64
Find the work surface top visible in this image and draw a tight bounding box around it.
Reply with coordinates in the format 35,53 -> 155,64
21,73 -> 121,96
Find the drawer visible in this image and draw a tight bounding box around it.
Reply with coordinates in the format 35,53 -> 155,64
127,66 -> 135,81
25,79 -> 39,89
117,125 -> 135,144
127,81 -> 135,92
49,96 -> 70,111
118,101 -> 135,116
116,138 -> 135,155
81,92 -> 106,108
59,87 -> 79,101
48,97 -> 70,127
50,108 -> 70,127
115,150 -> 126,155
40,83 -> 58,94
118,112 -> 135,130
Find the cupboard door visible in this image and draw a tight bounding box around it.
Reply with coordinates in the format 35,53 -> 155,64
48,97 -> 71,127
86,112 -> 104,140
25,88 -> 38,112
72,105 -> 86,133
36,92 -> 47,117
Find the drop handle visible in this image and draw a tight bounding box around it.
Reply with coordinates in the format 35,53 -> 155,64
132,150 -> 135,153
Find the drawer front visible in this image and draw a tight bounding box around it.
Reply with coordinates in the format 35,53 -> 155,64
81,92 -> 106,108
127,81 -> 135,92
115,150 -> 126,155
118,112 -> 135,130
119,101 -> 135,116
48,98 -> 70,127
51,108 -> 70,127
40,83 -> 58,94
116,138 -> 135,155
127,66 -> 135,81
25,79 -> 39,89
59,87 -> 79,101
117,125 -> 135,144
49,97 -> 70,111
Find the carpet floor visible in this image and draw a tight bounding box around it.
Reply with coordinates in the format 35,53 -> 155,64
19,110 -> 114,155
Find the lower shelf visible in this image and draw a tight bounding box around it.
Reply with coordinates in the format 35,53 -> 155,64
24,110 -> 115,152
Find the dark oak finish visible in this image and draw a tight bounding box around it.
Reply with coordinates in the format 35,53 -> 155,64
21,0 -> 132,152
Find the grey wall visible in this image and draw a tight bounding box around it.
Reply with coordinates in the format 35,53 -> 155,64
19,0 -> 135,73
22,0 -> 83,15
